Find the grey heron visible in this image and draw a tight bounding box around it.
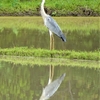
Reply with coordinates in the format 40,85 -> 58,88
40,0 -> 66,50
39,73 -> 66,100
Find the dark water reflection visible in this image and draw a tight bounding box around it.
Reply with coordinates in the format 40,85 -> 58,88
0,61 -> 99,100
0,28 -> 99,51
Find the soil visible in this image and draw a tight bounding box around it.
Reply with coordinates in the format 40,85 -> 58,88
0,6 -> 99,16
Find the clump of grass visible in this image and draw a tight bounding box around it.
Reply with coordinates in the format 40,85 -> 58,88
0,17 -> 99,33
0,55 -> 99,69
0,0 -> 100,16
0,47 -> 99,60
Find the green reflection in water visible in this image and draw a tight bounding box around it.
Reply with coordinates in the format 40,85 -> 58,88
0,28 -> 99,51
0,56 -> 99,69
0,60 -> 99,100
0,17 -> 100,51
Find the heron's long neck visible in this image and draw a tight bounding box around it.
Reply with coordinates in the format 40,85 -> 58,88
41,0 -> 46,19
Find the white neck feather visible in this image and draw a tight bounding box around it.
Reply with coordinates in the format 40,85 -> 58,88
41,0 -> 47,19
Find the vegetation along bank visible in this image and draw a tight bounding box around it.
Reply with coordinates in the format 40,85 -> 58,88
0,0 -> 100,16
0,47 -> 99,60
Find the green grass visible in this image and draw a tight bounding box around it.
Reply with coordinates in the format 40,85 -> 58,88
0,47 -> 99,60
0,17 -> 99,33
0,55 -> 99,69
0,0 -> 100,16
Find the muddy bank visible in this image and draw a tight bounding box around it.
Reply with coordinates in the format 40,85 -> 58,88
0,6 -> 99,16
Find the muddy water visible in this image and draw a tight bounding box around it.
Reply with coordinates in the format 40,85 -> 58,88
0,60 -> 99,100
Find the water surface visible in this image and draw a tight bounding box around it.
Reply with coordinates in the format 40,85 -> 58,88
0,17 -> 99,51
0,59 -> 99,100
0,17 -> 99,100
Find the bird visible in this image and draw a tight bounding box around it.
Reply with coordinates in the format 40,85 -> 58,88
40,0 -> 66,50
39,73 -> 66,100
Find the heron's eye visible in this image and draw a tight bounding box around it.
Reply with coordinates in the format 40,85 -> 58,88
48,18 -> 51,21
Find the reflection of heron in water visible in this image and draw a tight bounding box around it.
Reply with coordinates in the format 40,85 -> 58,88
39,73 -> 66,100
40,0 -> 66,50
48,64 -> 54,85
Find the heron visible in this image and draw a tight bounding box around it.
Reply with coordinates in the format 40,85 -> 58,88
39,73 -> 66,100
40,0 -> 66,50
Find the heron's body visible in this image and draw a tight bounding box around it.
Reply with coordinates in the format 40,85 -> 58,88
41,0 -> 66,42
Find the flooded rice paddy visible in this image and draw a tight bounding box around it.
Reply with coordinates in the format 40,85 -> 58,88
0,17 -> 99,51
0,57 -> 99,100
0,17 -> 100,100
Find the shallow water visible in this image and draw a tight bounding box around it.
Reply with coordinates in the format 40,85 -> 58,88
0,17 -> 99,51
0,28 -> 99,51
0,58 -> 99,100
0,17 -> 100,100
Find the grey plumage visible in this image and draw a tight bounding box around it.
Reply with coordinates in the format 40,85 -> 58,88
39,73 -> 66,100
41,0 -> 66,42
45,15 -> 66,42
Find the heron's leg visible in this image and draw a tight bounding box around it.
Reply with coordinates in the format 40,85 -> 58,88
48,30 -> 55,85
48,64 -> 54,85
49,30 -> 54,51
52,33 -> 54,50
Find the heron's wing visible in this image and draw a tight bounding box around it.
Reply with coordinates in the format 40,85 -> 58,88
43,73 -> 66,99
45,15 -> 66,42
45,15 -> 61,35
